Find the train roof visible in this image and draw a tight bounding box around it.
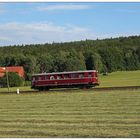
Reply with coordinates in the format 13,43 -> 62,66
32,70 -> 97,76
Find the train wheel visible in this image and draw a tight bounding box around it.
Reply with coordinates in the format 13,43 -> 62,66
82,86 -> 92,89
45,87 -> 50,91
79,85 -> 89,89
38,87 -> 49,91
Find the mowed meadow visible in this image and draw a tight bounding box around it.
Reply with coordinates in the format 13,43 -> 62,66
0,89 -> 140,138
99,70 -> 140,87
0,70 -> 140,137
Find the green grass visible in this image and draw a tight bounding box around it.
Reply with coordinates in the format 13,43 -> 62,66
0,89 -> 140,137
98,70 -> 140,87
0,86 -> 33,92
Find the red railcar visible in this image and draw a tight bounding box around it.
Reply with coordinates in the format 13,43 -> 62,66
31,70 -> 99,90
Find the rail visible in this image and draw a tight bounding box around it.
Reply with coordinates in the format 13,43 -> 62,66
0,86 -> 140,94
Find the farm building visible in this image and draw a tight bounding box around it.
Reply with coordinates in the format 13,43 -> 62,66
0,66 -> 26,79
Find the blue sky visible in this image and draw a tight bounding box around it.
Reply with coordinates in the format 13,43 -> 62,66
0,2 -> 140,46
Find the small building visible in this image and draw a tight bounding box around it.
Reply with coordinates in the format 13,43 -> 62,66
0,66 -> 26,79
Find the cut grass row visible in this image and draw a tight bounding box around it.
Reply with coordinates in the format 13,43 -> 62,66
0,89 -> 140,137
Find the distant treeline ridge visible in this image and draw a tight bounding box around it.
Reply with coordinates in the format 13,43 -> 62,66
0,35 -> 140,80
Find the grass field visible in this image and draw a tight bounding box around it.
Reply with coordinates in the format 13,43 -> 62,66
0,86 -> 32,92
99,70 -> 140,87
0,89 -> 140,137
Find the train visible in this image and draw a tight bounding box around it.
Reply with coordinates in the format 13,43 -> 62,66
31,70 -> 99,90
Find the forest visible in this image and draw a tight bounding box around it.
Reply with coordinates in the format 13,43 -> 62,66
0,35 -> 140,80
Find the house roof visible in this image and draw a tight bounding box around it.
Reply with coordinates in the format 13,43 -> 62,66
0,66 -> 25,78
0,73 -> 5,78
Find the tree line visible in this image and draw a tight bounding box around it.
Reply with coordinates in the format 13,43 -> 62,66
0,35 -> 140,80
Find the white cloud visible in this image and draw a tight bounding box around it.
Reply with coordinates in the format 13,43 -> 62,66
0,4 -> 6,14
37,4 -> 92,11
0,22 -> 95,46
115,8 -> 139,13
0,22 -> 139,46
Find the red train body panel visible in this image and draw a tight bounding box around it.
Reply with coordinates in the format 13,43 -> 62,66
31,70 -> 99,90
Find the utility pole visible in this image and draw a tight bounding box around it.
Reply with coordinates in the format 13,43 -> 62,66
2,67 -> 10,92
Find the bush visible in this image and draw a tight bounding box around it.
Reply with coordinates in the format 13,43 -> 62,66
24,80 -> 31,86
0,72 -> 25,87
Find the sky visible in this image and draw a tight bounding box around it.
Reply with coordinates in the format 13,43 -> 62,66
0,2 -> 140,46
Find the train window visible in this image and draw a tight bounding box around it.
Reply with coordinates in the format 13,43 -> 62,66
79,73 -> 84,78
32,77 -> 35,81
71,73 -> 77,78
88,73 -> 92,77
50,76 -> 55,80
64,74 -> 69,79
38,77 -> 42,80
45,75 -> 49,80
35,77 -> 38,80
57,75 -> 62,80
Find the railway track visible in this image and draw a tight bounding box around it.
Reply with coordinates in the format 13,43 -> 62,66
93,86 -> 140,91
0,86 -> 140,94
